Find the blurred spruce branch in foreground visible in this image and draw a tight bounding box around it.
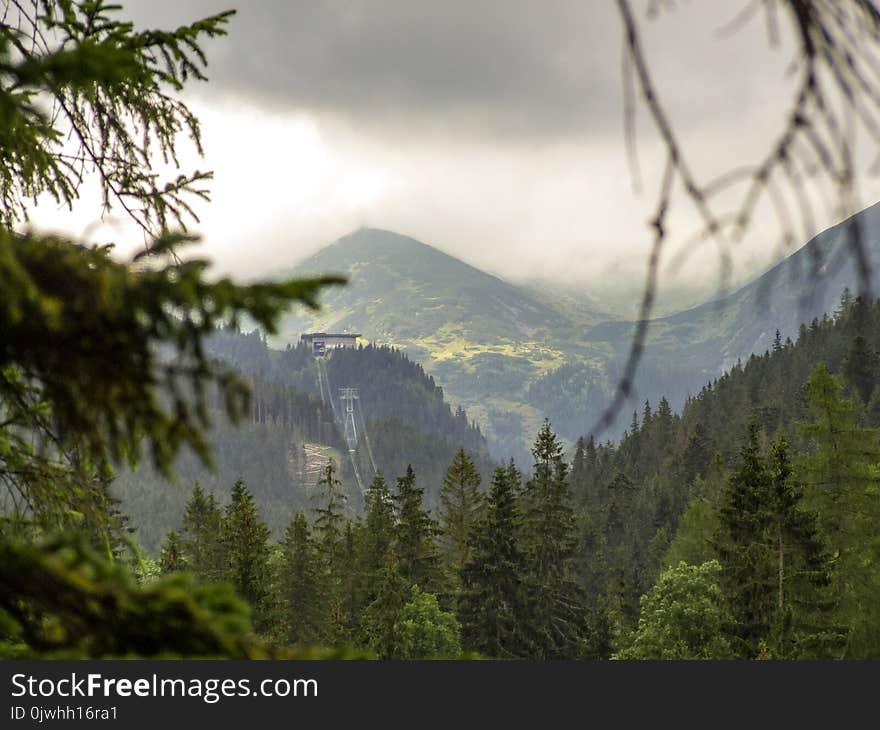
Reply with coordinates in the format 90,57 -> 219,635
0,534 -> 369,658
0,0 -> 345,657
0,228 -> 343,526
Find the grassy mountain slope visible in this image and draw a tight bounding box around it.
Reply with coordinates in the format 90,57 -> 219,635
583,201 -> 880,412
658,201 -> 880,364
277,228 -> 612,458
267,207 -> 880,458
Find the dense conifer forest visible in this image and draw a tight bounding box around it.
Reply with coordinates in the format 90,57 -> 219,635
138,294 -> 880,658
112,336 -> 493,552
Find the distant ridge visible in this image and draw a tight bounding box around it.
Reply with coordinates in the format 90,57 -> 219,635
263,207 -> 880,458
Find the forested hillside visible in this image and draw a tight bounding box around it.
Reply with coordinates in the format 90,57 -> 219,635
568,293 -> 880,657
113,330 -> 492,552
148,293 -> 880,658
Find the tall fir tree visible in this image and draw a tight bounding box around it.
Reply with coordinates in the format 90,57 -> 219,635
519,422 -> 588,658
394,465 -> 439,592
764,438 -> 841,658
438,449 -> 483,582
158,531 -> 187,574
715,424 -> 840,658
356,473 -> 396,608
221,479 -> 272,632
278,511 -> 326,646
180,483 -> 224,582
841,335 -> 879,405
312,460 -> 350,641
458,466 -> 531,658
714,422 -> 777,657
313,460 -> 347,558
359,548 -> 409,659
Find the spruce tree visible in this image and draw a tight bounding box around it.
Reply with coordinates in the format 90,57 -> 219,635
841,335 -> 879,405
438,448 -> 483,580
312,460 -> 349,641
715,423 -> 840,658
279,512 -> 325,646
356,473 -> 396,606
682,423 -> 712,483
394,465 -> 439,592
180,483 -> 224,582
341,521 -> 359,640
359,548 -> 409,658
0,0 -> 342,658
159,531 -> 187,574
458,466 -> 531,658
314,460 -> 347,558
519,423 -> 589,657
570,437 -> 587,488
765,438 -> 841,658
714,422 -> 777,657
221,479 -> 271,632
773,329 -> 783,353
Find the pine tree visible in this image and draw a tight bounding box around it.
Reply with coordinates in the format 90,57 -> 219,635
312,460 -> 349,641
714,422 -> 777,656
359,548 -> 409,658
279,512 -> 325,645
357,473 -> 396,600
159,531 -> 187,574
841,335 -> 879,405
764,438 -> 841,658
438,449 -> 483,580
180,483 -> 224,582
519,421 -> 588,658
458,466 -> 531,658
715,423 -> 840,658
221,479 -> 271,632
394,465 -> 439,592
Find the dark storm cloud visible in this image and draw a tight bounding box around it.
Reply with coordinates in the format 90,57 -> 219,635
124,1 -> 786,140
99,0 -> 820,302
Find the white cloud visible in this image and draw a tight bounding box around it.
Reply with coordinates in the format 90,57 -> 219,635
23,1 -> 880,316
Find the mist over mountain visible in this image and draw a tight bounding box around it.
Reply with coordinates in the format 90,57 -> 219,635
274,228 -> 611,460
586,201 -> 880,416
269,205 -> 880,461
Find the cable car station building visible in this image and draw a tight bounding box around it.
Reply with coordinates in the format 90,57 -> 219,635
301,332 -> 361,356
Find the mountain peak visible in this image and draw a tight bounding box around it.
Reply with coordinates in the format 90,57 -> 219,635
333,227 -> 444,257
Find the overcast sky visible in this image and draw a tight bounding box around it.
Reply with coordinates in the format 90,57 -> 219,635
30,1 -> 880,314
